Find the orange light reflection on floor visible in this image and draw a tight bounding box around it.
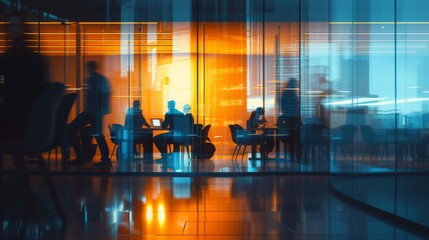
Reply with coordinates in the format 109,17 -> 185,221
145,204 -> 153,223
157,203 -> 166,226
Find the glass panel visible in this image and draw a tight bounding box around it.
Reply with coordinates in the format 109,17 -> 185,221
328,0 -> 398,174
1,0 -> 428,175
300,0 -> 330,171
396,0 -> 429,229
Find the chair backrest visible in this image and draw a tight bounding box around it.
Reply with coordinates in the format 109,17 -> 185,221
173,115 -> 193,135
339,124 -> 357,144
109,124 -> 124,144
201,124 -> 211,142
301,123 -> 324,143
54,92 -> 77,145
228,124 -> 237,144
360,125 -> 375,144
234,124 -> 254,145
20,82 -> 66,152
234,124 -> 248,137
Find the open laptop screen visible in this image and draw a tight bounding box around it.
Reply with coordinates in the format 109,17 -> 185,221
151,118 -> 163,128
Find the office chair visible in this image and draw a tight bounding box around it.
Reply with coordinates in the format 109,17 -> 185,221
0,82 -> 66,224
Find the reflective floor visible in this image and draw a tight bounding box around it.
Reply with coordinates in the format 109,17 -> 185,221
3,149 -> 429,174
1,174 -> 424,239
331,174 -> 429,231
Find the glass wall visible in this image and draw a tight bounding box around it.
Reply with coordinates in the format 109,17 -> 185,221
1,0 -> 429,175
327,0 -> 429,230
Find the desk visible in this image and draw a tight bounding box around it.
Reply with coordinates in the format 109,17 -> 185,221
117,127 -> 167,162
246,127 -> 288,160
116,128 -> 201,162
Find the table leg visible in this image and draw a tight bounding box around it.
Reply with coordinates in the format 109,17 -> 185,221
144,134 -> 154,161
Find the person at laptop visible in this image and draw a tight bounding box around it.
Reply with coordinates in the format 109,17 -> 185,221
153,100 -> 184,161
125,100 -> 151,129
124,100 -> 152,159
151,118 -> 163,128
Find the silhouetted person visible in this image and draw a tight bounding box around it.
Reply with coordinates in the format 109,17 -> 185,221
279,78 -> 302,161
247,107 -> 269,129
125,100 -> 151,129
183,103 -> 195,126
317,76 -> 331,128
124,100 -> 152,159
153,100 -> 184,161
64,61 -> 111,167
0,12 -> 47,142
247,107 -> 274,158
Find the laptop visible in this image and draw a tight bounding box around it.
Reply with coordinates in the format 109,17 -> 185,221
151,118 -> 163,128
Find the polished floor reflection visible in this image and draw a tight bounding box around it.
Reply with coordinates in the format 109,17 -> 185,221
2,149 -> 429,174
331,174 -> 429,232
1,175 -> 423,239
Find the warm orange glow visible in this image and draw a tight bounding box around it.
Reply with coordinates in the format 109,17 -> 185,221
157,204 -> 166,225
146,204 -> 153,223
0,20 -> 304,152
144,203 -> 166,226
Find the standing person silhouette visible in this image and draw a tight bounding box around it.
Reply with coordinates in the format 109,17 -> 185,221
0,12 -> 47,142
64,61 -> 111,167
278,78 -> 302,161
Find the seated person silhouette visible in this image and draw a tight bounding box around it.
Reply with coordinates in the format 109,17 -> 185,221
183,103 -> 195,130
247,107 -> 271,129
183,104 -> 194,122
153,100 -> 184,161
124,100 -> 152,159
246,107 -> 275,158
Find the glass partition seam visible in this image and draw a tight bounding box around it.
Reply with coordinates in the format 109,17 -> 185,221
394,0 -> 398,216
262,0 -> 266,119
299,0 -> 302,173
394,0 -> 398,173
76,22 -> 82,115
196,0 -> 199,128
203,23 -> 206,126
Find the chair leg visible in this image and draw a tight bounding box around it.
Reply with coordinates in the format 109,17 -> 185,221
235,146 -> 242,160
369,146 -> 375,161
362,145 -> 369,161
340,146 -> 347,159
232,145 -> 238,160
110,144 -> 117,160
241,146 -> 247,161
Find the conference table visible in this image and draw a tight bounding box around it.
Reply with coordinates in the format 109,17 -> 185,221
116,127 -> 201,162
246,126 -> 289,160
116,127 -> 167,162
